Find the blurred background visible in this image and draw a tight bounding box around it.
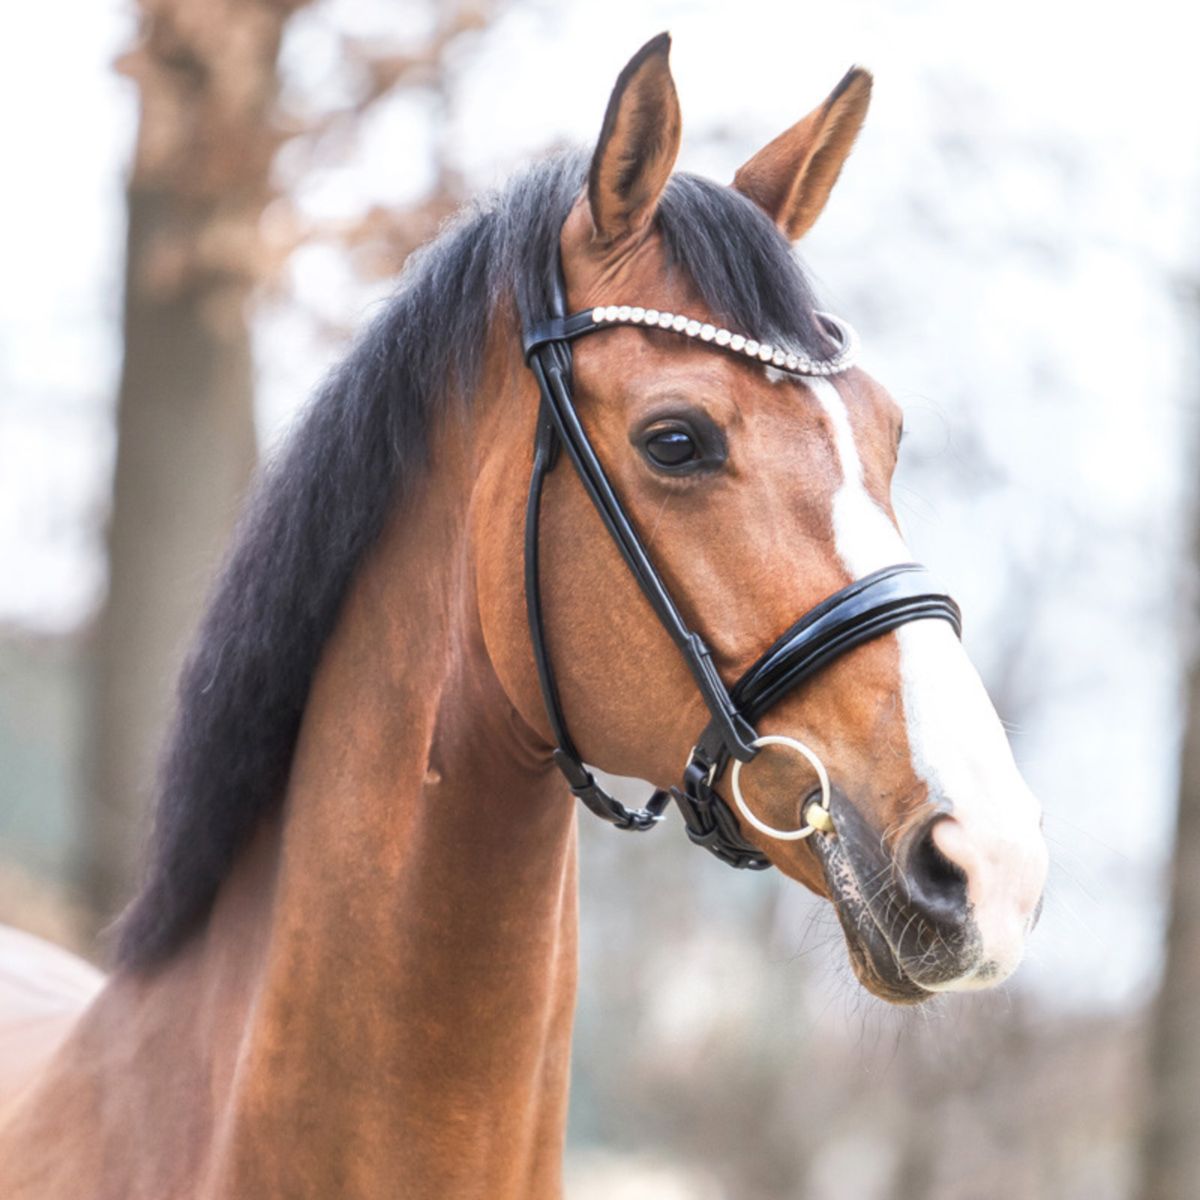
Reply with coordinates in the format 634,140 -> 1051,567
2,0 -> 1198,1196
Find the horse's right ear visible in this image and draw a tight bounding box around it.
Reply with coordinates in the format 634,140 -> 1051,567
733,67 -> 872,241
587,33 -> 682,248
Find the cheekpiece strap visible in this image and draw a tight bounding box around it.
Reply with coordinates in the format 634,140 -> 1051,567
522,311 -> 601,360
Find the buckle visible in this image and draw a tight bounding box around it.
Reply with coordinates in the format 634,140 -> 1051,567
552,750 -> 667,832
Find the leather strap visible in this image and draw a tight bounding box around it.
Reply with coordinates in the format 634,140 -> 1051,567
524,349 -> 671,832
734,564 -> 960,725
522,311 -> 601,360
672,565 -> 961,868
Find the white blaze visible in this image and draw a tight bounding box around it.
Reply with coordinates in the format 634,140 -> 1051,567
804,377 -> 1047,988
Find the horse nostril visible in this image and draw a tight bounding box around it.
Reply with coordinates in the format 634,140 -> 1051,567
903,818 -> 969,928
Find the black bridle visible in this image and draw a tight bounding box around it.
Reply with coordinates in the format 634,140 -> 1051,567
522,270 -> 961,869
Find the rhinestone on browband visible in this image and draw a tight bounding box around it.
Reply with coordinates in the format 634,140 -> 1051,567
589,304 -> 858,377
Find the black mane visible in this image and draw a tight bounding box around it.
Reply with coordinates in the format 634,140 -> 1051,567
116,151 -> 830,968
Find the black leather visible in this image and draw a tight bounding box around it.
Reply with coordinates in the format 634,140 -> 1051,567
730,564 -> 960,723
522,311 -> 602,360
672,565 -> 961,868
524,375 -> 670,833
521,262 -> 962,868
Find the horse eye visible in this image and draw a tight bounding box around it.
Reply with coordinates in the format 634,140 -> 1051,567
644,429 -> 699,468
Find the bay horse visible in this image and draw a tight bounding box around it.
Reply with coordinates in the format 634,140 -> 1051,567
0,35 -> 1047,1198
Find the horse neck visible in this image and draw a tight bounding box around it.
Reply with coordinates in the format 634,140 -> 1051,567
6,400 -> 581,1200
0,346 -> 580,1200
202,423 -> 578,1197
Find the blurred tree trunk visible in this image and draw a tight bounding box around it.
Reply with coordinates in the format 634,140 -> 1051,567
85,0 -> 306,921
1138,483 -> 1200,1196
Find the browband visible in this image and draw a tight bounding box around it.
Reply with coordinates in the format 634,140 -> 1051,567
524,303 -> 859,377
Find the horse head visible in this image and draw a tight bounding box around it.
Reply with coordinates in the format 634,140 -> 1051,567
477,35 -> 1047,1003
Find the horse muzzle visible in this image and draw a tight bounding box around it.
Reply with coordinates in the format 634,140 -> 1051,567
812,794 -> 1044,1004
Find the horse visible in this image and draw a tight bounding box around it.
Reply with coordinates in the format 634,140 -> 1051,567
0,34 -> 1047,1198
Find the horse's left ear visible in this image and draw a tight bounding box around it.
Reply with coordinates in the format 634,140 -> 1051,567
587,33 -> 683,246
732,67 -> 872,241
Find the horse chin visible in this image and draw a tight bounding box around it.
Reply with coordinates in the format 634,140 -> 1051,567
825,864 -> 926,1003
811,827 -> 933,1006
835,904 -> 931,1006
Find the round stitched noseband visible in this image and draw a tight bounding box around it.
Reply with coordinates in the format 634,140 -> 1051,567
522,266 -> 961,869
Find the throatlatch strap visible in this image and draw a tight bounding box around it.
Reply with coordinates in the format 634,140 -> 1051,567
523,349 -> 670,832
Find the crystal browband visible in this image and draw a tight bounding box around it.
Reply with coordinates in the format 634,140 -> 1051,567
590,304 -> 858,376
522,303 -> 859,377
